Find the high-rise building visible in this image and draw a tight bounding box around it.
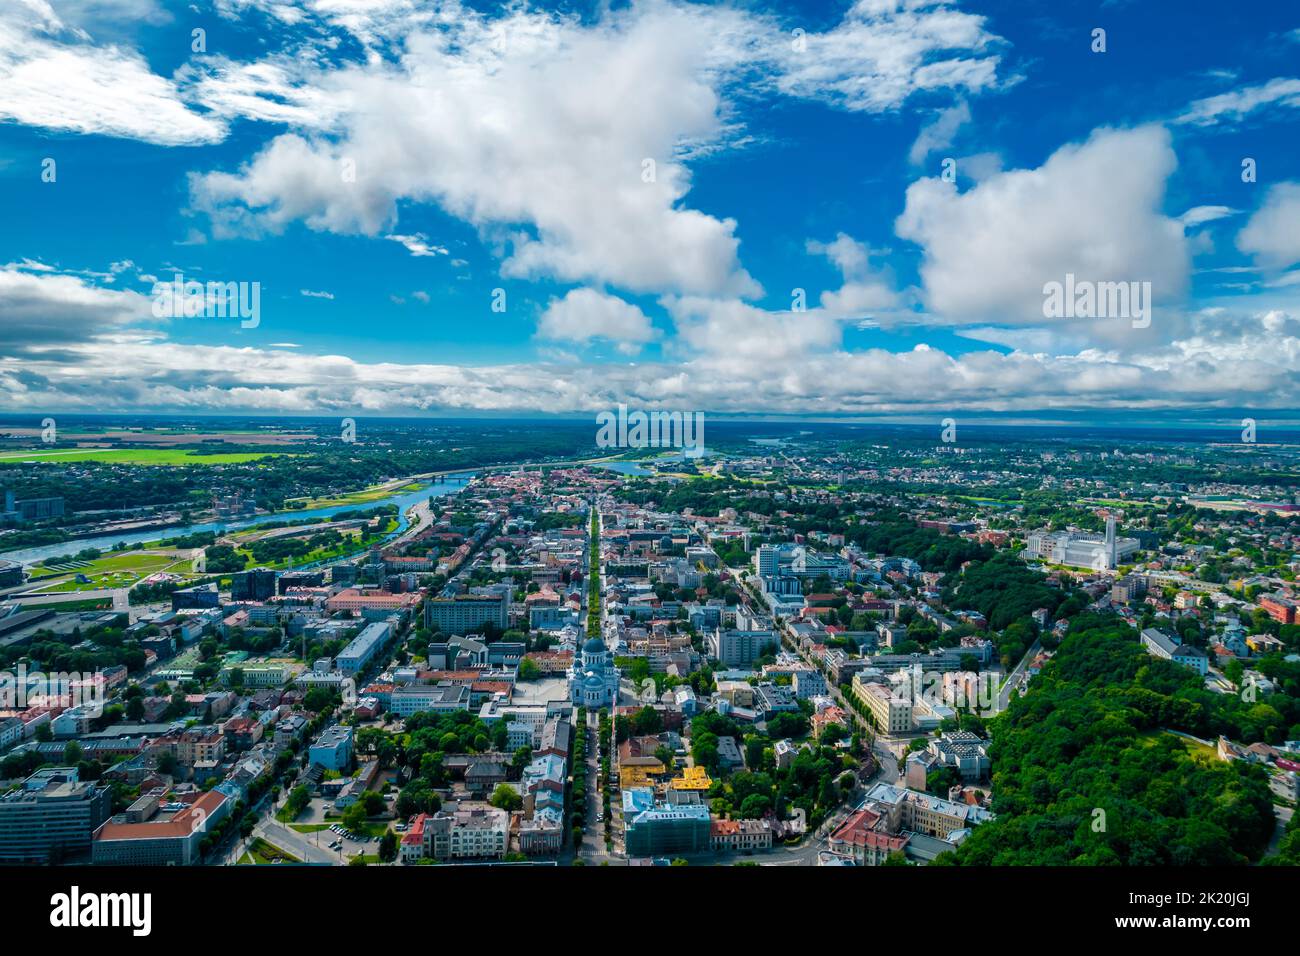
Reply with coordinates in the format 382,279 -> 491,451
0,769 -> 112,863
708,626 -> 778,668
424,593 -> 509,635
277,570 -> 325,593
230,567 -> 277,602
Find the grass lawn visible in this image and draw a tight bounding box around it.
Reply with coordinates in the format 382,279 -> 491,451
1137,730 -> 1220,765
15,596 -> 112,611
287,481 -> 423,509
0,447 -> 286,466
28,551 -> 197,593
241,837 -> 302,865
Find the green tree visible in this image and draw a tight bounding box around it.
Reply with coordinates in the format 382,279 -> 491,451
341,801 -> 369,833
489,783 -> 523,812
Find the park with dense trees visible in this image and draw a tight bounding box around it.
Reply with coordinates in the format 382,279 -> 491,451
939,615 -> 1278,866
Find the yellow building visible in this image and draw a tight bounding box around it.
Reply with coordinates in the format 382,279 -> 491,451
852,674 -> 912,734
619,766 -> 657,791
670,765 -> 712,792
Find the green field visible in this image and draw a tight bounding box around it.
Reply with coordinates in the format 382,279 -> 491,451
14,596 -> 113,612
0,448 -> 284,466
28,551 -> 196,593
1135,730 -> 1220,765
238,838 -> 302,865
231,519 -> 399,571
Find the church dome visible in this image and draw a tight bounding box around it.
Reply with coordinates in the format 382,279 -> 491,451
583,636 -> 606,654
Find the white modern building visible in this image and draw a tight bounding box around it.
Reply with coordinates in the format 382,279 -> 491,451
1024,515 -> 1139,571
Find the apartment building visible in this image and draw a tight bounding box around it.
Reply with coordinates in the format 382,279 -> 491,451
791,667 -> 827,699
1140,628 -> 1209,676
708,627 -> 779,668
410,802 -> 509,860
851,675 -> 913,734
156,727 -> 226,767
710,818 -> 774,852
273,714 -> 309,749
424,593 -> 509,635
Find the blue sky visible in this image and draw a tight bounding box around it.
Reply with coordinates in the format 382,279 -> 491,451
0,0 -> 1298,420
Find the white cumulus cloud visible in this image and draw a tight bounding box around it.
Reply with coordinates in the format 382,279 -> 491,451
895,125 -> 1189,331
537,288 -> 657,354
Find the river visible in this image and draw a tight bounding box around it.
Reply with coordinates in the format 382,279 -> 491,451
1,473 -> 476,566
592,447 -> 714,476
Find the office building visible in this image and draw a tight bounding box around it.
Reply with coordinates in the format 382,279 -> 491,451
623,788 -> 711,857
92,790 -> 231,866
928,731 -> 991,781
0,560 -> 24,588
0,769 -> 112,863
278,570 -> 325,594
309,725 -> 354,772
1,490 -> 65,523
390,682 -> 472,718
230,567 -> 277,602
171,583 -> 220,611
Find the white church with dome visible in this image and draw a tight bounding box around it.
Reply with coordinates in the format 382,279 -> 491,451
569,635 -> 621,707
